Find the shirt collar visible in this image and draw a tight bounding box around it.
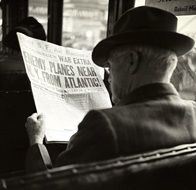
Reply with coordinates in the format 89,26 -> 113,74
117,83 -> 179,106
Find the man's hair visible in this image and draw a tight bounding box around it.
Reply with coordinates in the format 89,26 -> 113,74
130,45 -> 178,78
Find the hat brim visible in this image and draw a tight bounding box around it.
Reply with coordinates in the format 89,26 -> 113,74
92,30 -> 195,67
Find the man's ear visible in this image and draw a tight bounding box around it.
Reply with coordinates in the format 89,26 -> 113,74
128,51 -> 140,74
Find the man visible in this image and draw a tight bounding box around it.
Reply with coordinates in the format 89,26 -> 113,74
25,6 -> 196,172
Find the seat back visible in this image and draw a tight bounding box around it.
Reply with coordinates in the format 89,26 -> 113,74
0,69 -> 36,173
1,143 -> 196,190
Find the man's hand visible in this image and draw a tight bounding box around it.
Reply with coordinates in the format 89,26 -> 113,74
25,113 -> 45,146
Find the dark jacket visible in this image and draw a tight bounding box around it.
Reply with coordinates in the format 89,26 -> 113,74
26,83 -> 196,171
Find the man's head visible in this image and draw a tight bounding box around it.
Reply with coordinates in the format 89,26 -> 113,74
92,6 -> 194,104
3,17 -> 46,51
108,45 -> 178,103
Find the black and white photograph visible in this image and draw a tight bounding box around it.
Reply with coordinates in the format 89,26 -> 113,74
0,0 -> 196,189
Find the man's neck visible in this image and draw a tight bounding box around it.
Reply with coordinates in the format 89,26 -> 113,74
113,74 -> 172,105
129,74 -> 171,93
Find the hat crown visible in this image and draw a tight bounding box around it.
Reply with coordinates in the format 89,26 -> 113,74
3,16 -> 46,51
114,6 -> 177,34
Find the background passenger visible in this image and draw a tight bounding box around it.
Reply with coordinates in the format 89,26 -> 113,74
0,17 -> 46,173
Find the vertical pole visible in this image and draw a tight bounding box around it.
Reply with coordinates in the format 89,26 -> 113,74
107,0 -> 119,37
47,0 -> 63,45
107,0 -> 135,37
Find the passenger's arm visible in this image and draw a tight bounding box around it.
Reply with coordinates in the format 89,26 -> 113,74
25,113 -> 52,172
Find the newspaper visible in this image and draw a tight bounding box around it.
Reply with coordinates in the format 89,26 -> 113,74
17,33 -> 112,143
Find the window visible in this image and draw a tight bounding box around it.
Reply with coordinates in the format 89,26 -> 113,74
62,0 -> 108,51
135,0 -> 145,7
172,14 -> 196,101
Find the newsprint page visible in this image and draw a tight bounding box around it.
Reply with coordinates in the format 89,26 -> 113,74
17,33 -> 112,143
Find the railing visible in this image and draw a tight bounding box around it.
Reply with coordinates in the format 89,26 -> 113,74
1,143 -> 196,190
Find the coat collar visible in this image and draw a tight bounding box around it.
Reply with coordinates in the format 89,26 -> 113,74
117,83 -> 179,106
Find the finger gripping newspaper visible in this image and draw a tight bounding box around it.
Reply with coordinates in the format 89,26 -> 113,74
17,33 -> 112,143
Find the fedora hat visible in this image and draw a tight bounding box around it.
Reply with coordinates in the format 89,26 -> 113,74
3,17 -> 46,51
92,6 -> 195,67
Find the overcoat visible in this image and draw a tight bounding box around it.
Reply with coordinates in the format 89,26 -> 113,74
26,83 -> 196,170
